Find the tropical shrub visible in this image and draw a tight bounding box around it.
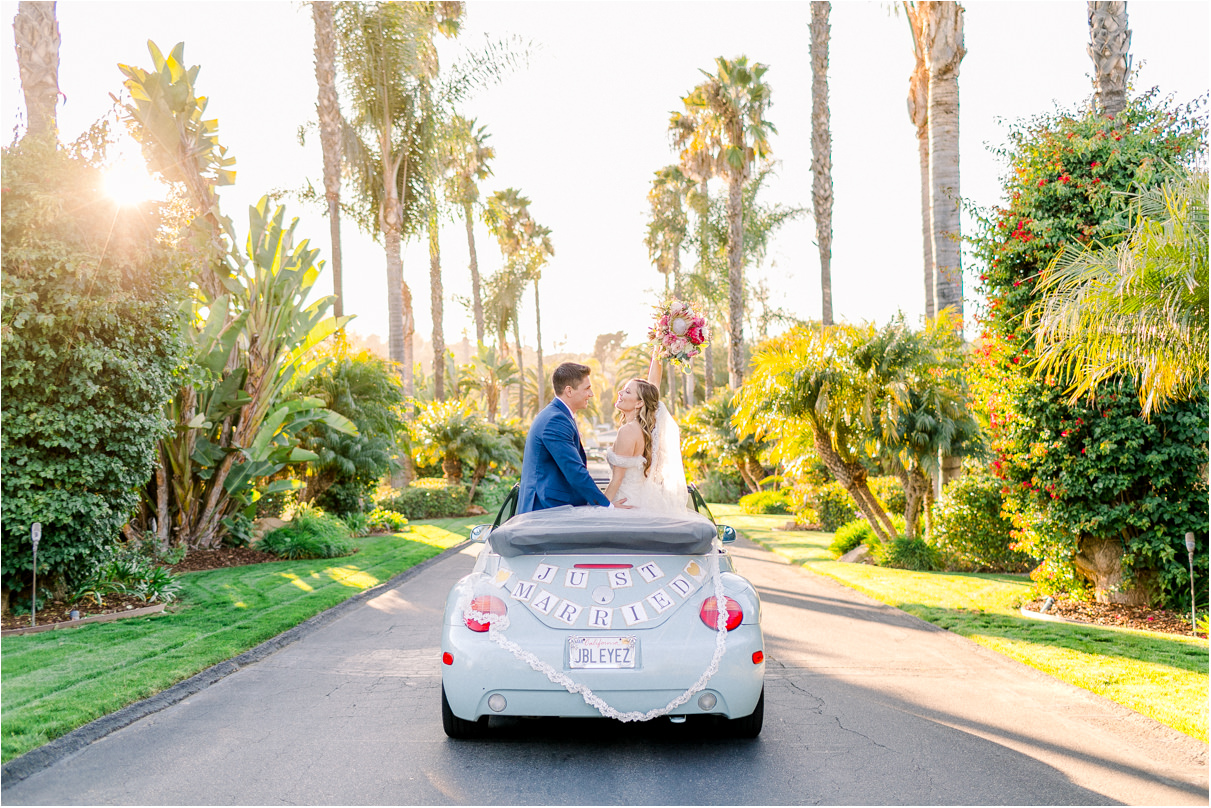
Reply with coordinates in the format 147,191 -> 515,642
1,134 -> 186,599
739,489 -> 793,515
695,468 -> 745,505
260,506 -> 354,560
300,347 -> 404,516
933,464 -> 1034,572
70,541 -> 183,606
365,508 -> 411,534
971,89 -> 1208,608
830,519 -> 876,558
682,391 -> 770,495
877,536 -> 941,572
868,476 -> 907,517
119,44 -> 353,551
473,476 -> 519,514
801,481 -> 858,532
378,479 -> 472,520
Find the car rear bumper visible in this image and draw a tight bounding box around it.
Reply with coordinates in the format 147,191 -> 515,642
441,622 -> 764,721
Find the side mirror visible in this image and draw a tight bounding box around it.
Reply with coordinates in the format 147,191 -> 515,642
470,524 -> 492,543
718,525 -> 736,544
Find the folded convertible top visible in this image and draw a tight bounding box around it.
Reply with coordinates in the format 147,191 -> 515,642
488,506 -> 718,557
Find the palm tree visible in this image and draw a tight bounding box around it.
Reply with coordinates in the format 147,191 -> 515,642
809,2 -> 834,326
904,2 -> 934,319
1088,2 -> 1131,117
1029,170 -> 1208,418
520,217 -> 555,411
485,187 -> 542,417
645,165 -> 692,295
311,1 -> 344,318
13,1 -> 60,142
421,86 -> 450,401
459,342 -> 518,423
334,1 -> 463,395
919,2 -> 966,321
443,115 -> 495,345
671,55 -> 776,389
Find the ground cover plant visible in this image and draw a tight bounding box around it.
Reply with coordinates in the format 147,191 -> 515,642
0,518 -> 474,762
718,506 -> 1209,741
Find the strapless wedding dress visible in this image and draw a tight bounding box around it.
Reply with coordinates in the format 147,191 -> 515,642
606,403 -> 690,514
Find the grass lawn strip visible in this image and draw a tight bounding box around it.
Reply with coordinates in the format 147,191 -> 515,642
713,505 -> 1209,742
1,519 -> 475,763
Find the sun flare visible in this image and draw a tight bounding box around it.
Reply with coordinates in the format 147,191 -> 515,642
103,157 -> 162,205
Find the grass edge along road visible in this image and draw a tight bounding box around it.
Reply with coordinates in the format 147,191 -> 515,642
1,518 -> 477,763
716,505 -> 1209,743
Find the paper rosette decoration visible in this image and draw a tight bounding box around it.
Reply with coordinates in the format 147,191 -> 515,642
648,299 -> 708,371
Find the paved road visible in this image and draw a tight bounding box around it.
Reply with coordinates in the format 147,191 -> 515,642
4,538 -> 1207,805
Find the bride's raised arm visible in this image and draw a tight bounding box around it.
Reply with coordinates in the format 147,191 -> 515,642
646,346 -> 662,390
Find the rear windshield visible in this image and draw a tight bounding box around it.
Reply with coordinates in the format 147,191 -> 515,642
489,506 -> 718,557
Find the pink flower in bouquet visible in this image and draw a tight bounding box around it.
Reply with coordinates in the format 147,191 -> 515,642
686,323 -> 703,344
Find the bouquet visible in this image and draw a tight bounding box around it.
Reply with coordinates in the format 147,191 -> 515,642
648,298 -> 708,371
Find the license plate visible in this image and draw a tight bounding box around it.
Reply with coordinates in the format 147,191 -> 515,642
568,635 -> 637,669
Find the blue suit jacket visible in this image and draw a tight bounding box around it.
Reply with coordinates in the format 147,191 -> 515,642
518,399 -> 611,513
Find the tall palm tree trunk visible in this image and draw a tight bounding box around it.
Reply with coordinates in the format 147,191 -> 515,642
923,1 -> 965,321
13,1 -> 60,142
512,315 -> 525,420
464,201 -> 485,345
533,279 -> 544,410
1087,2 -> 1131,117
906,3 -> 934,319
312,0 -> 344,318
428,195 -> 446,400
726,171 -> 745,388
810,1 -> 834,326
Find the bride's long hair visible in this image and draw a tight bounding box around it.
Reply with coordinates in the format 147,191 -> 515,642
615,379 -> 660,476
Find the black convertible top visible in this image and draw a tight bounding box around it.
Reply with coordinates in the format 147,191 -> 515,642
488,505 -> 718,557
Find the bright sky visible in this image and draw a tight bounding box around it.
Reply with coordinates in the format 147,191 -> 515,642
2,1 -> 1207,355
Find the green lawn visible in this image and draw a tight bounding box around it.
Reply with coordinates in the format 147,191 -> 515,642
714,505 -> 1210,742
1,518 -> 475,763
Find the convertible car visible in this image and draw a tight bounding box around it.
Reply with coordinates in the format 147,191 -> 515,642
440,487 -> 765,738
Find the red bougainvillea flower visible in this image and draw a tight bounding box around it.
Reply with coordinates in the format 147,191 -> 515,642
1059,174 -> 1071,184
1013,280 -> 1022,287
1037,179 -> 1047,187
1090,161 -> 1101,168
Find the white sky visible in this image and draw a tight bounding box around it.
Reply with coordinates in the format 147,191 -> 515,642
2,1 -> 1207,355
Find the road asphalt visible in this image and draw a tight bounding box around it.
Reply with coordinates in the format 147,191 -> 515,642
3,535 -> 1207,805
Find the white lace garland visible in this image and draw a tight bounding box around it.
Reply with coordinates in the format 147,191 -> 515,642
460,552 -> 730,722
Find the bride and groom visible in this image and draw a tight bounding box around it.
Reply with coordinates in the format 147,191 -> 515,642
517,350 -> 688,516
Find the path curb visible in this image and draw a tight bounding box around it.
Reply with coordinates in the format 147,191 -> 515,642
0,540 -> 470,789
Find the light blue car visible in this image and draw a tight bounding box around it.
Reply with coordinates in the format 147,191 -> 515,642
440,486 -> 765,739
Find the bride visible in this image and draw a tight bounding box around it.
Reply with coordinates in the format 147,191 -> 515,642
604,348 -> 690,513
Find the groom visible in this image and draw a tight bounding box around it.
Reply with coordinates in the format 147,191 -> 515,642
518,362 -> 612,514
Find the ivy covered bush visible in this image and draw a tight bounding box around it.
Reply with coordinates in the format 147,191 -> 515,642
793,480 -> 857,532
971,90 -> 1208,608
932,463 -> 1034,573
378,479 -> 471,520
1,136 -> 186,602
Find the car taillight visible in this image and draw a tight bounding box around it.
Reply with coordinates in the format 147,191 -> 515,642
465,595 -> 506,632
699,596 -> 743,631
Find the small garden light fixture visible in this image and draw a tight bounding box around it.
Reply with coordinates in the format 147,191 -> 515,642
1185,532 -> 1197,634
30,522 -> 41,627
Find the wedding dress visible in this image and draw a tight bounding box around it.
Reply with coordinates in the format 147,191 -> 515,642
606,403 -> 690,514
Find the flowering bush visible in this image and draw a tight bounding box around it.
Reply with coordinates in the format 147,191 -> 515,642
648,298 -> 708,370
970,90 -> 1208,609
932,463 -> 1034,573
